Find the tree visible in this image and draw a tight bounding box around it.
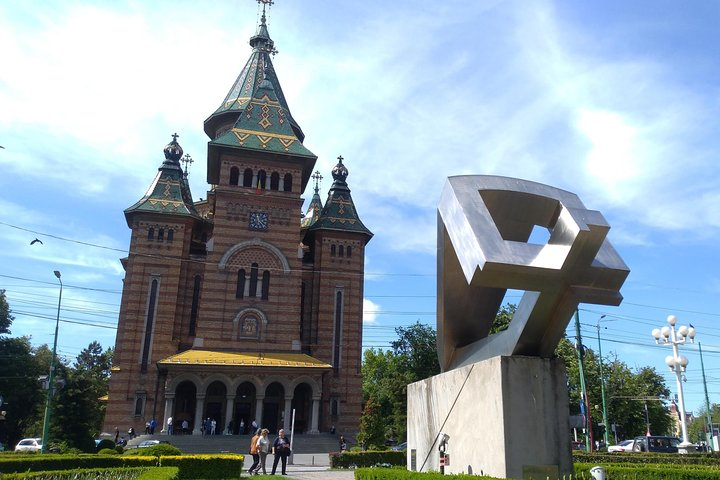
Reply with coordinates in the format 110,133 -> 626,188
357,395 -> 386,450
688,403 -> 720,445
390,321 -> 440,382
0,289 -> 13,335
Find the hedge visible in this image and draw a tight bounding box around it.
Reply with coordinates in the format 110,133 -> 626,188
354,468 -> 504,479
159,454 -> 244,479
0,455 -> 156,474
138,466 -> 180,480
574,452 -> 720,466
1,466 -> 153,479
575,462 -> 720,480
330,450 -> 406,468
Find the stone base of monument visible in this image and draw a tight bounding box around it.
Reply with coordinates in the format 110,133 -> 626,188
407,355 -> 572,479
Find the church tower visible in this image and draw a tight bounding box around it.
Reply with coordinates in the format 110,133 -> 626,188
104,4 -> 372,437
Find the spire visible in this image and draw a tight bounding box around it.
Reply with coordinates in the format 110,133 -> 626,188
124,134 -> 201,226
301,170 -> 324,228
204,1 -> 304,143
308,156 -> 373,238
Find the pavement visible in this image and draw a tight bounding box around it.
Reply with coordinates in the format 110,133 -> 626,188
249,453 -> 355,480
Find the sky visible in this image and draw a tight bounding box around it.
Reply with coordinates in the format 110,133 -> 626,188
1,0 -> 719,416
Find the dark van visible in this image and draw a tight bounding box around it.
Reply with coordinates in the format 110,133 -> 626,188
632,436 -> 680,453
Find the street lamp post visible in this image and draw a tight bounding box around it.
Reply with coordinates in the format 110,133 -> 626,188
596,315 -> 610,449
651,314 -> 695,454
41,270 -> 62,454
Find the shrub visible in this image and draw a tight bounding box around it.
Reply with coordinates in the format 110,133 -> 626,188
138,466 -> 179,480
575,461 -> 720,479
159,454 -> 244,479
115,446 -> 126,454
355,467 -> 503,479
330,450 -> 406,469
124,444 -> 181,457
97,439 -> 117,452
98,448 -> 120,455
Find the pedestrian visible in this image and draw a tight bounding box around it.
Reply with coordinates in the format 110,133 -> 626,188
114,427 -> 120,444
253,428 -> 270,475
239,419 -> 245,435
340,435 -> 347,452
145,420 -> 151,435
247,428 -> 261,475
227,420 -> 234,435
167,416 -> 173,435
211,418 -> 217,435
150,418 -> 157,435
204,418 -> 212,437
251,419 -> 258,432
128,427 -> 135,439
271,428 -> 291,475
181,419 -> 189,435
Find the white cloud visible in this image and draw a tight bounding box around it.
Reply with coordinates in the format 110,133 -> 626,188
363,298 -> 380,324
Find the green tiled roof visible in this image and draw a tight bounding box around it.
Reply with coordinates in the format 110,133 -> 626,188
204,11 -> 304,142
210,80 -> 316,158
308,158 -> 373,237
125,138 -> 201,224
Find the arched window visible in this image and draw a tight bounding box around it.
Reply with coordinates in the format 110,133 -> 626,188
158,228 -> 165,241
270,172 -> 280,190
339,245 -> 344,257
189,275 -> 201,336
333,290 -> 343,373
148,228 -> 154,241
243,168 -> 253,187
167,229 -> 174,242
141,278 -> 159,373
347,246 -> 352,257
134,396 -> 144,416
249,263 -> 259,297
236,269 -> 246,299
257,170 -> 267,190
283,173 -> 292,192
330,245 -> 336,257
229,166 -> 240,185
261,270 -> 270,300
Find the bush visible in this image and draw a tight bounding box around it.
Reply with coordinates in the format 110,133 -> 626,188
98,448 -> 120,455
115,446 -> 126,454
159,454 -> 244,479
138,466 -> 179,480
1,466 -> 152,479
123,444 -> 181,457
97,439 -> 117,452
330,450 -> 406,469
575,461 -> 720,479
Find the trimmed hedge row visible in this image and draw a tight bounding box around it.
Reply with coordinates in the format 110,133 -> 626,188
575,462 -> 720,480
574,452 -> 720,466
354,467 -> 503,479
0,454 -> 242,479
330,450 -> 406,468
1,466 -> 153,479
139,466 -> 180,480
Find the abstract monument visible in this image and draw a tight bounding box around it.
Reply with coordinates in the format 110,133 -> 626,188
408,175 -> 629,478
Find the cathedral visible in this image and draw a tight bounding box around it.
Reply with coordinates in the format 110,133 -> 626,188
103,5 -> 372,436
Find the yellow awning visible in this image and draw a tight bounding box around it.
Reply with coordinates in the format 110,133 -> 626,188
157,350 -> 332,369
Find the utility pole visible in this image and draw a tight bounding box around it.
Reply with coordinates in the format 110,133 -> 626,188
699,342 -> 715,451
575,310 -> 593,451
596,316 -> 610,448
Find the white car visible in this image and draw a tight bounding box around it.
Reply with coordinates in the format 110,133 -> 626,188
15,438 -> 42,452
608,439 -> 634,452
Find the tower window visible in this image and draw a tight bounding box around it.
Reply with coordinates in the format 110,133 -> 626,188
189,275 -> 201,336
283,173 -> 292,192
243,168 -> 253,187
333,290 -> 343,373
249,263 -> 259,297
347,246 -> 352,257
257,170 -> 267,190
261,270 -> 270,300
330,245 -> 336,257
339,245 -> 344,257
236,269 -> 246,299
141,278 -> 159,373
148,228 -> 154,241
270,172 -> 280,190
158,228 -> 165,241
230,166 -> 240,186
167,229 -> 174,242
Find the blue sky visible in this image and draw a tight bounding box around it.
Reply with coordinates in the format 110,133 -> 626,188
1,1 -> 718,414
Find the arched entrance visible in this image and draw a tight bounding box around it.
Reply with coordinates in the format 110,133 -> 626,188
263,382 -> 285,433
234,381 -> 256,434
204,381 -> 227,435
292,383 -> 313,434
174,381 -> 196,434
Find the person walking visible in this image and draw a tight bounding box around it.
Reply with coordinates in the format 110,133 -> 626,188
340,435 -> 347,452
253,429 -> 270,475
271,429 -> 291,475
181,419 -> 189,435
247,428 -> 261,475
167,416 -> 173,435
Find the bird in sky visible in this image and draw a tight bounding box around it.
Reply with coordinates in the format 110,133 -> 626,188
30,238 -> 43,245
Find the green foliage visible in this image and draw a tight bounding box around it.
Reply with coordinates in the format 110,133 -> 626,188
123,444 -> 181,457
138,466 -> 179,480
358,396 -> 388,449
688,402 -> 720,445
1,467 -> 153,480
355,467 -> 503,479
0,289 -> 13,335
0,454 -> 156,474
575,461 -> 720,479
97,439 -> 117,452
158,454 -> 244,479
99,448 -> 121,455
330,450 -> 406,469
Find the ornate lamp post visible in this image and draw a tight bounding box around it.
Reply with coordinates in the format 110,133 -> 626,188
651,314 -> 695,453
41,270 -> 62,453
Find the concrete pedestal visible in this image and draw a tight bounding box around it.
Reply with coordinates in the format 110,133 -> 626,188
407,356 -> 572,479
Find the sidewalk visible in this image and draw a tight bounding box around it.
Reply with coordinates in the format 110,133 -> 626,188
274,453 -> 354,480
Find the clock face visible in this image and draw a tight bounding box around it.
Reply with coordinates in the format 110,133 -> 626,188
249,211 -> 269,231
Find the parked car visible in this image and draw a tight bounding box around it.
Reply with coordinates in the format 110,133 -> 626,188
632,435 -> 680,453
608,439 -> 634,452
137,439 -> 169,448
571,441 -> 585,451
15,438 -> 42,452
391,441 -> 407,451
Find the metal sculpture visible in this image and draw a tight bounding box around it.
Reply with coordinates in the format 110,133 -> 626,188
437,175 -> 629,372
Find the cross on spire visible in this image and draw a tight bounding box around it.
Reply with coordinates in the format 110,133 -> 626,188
337,155 -> 344,164
181,154 -> 194,176
311,170 -> 323,194
171,132 -> 179,142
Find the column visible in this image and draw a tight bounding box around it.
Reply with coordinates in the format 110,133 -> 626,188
162,393 -> 175,434
255,395 -> 264,427
283,396 -> 293,432
225,395 -> 236,435
193,394 -> 206,435
310,396 -> 321,434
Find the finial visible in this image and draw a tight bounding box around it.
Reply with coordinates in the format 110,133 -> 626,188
163,133 -> 183,163
337,155 -> 344,164
332,155 -> 348,182
171,132 -> 179,142
311,170 -> 323,194
181,153 -> 194,176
